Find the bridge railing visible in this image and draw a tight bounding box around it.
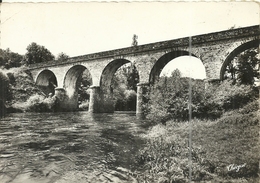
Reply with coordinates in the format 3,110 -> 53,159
28,25 -> 259,69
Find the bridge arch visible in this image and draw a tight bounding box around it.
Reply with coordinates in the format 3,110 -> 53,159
99,58 -> 139,112
63,65 -> 93,110
149,50 -> 199,83
100,59 -> 136,92
64,65 -> 92,96
220,39 -> 259,80
35,69 -> 57,95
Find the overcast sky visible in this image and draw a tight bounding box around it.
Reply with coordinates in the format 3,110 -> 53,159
1,2 -> 259,57
0,1 -> 259,79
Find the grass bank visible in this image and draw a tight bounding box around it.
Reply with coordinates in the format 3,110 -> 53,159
135,101 -> 259,183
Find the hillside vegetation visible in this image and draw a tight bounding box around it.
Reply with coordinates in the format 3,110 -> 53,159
1,67 -> 59,113
134,69 -> 259,182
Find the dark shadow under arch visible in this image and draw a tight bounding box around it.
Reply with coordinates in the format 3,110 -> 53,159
36,69 -> 57,95
220,39 -> 259,80
149,50 -> 198,84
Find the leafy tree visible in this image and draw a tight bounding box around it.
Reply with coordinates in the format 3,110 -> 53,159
132,34 -> 138,47
0,48 -> 24,69
111,63 -> 139,111
224,48 -> 259,85
146,69 -> 206,123
57,52 -> 69,62
0,71 -> 9,117
113,63 -> 139,91
78,69 -> 92,106
236,49 -> 259,85
25,42 -> 54,65
202,80 -> 258,113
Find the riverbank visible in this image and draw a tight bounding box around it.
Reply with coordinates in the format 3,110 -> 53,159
134,100 -> 259,182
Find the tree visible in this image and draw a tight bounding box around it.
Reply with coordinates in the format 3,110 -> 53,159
111,63 -> 139,111
236,49 -> 259,85
57,52 -> 69,62
25,42 -> 54,65
224,48 -> 260,85
146,69 -> 205,123
0,48 -> 24,69
0,71 -> 9,117
120,63 -> 139,91
132,34 -> 138,47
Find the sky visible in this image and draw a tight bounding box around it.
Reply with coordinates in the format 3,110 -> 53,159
0,1 -> 259,78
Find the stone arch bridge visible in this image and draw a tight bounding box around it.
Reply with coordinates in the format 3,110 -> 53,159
28,25 -> 259,118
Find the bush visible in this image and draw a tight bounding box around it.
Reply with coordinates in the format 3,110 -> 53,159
0,71 -> 9,101
145,70 -> 205,123
200,80 -> 258,119
145,74 -> 258,123
12,94 -> 58,112
135,125 -> 213,182
0,70 -> 10,117
2,67 -> 48,110
114,89 -> 137,111
79,100 -> 89,110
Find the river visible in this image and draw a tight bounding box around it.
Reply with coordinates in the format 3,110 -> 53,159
0,112 -> 148,183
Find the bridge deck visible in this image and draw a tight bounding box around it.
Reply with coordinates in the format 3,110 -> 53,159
28,25 -> 259,69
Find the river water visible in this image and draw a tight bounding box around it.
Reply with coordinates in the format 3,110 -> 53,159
0,112 -> 148,183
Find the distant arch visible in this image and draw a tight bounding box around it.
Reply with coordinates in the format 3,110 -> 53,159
149,50 -> 198,83
160,55 -> 206,79
100,59 -> 136,92
36,69 -> 57,95
63,65 -> 92,98
220,39 -> 259,80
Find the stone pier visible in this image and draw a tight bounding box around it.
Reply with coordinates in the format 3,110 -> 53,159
136,83 -> 150,119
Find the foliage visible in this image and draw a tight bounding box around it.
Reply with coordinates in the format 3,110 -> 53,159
57,52 -> 69,62
2,67 -> 47,110
26,94 -> 58,112
0,70 -> 10,101
224,48 -> 259,85
146,69 -> 205,123
112,63 -> 139,111
135,122 -> 213,183
136,104 -> 259,182
0,71 -> 10,117
0,48 -> 24,69
25,42 -> 55,65
132,34 -> 138,47
114,89 -> 137,111
201,80 -> 258,118
78,100 -> 89,110
113,63 -> 139,91
78,70 -> 92,106
145,68 -> 258,123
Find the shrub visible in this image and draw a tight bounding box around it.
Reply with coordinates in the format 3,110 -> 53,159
79,100 -> 89,110
0,70 -> 10,117
146,70 -> 205,123
200,80 -> 258,119
114,89 -> 137,111
135,127 -> 213,182
146,74 -> 258,123
0,70 -> 9,101
12,94 -> 58,112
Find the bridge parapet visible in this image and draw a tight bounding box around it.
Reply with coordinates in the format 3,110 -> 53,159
28,25 -> 259,69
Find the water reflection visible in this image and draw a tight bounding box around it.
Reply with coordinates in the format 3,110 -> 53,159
0,112 -> 146,182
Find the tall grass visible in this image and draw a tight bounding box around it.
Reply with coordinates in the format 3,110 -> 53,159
135,101 -> 259,182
